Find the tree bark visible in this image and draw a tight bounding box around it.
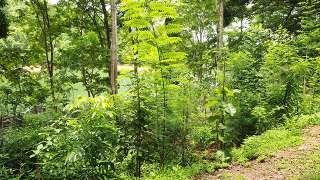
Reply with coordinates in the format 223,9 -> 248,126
217,0 -> 224,52
100,0 -> 113,90
217,0 -> 225,149
100,0 -> 111,49
110,0 -> 118,94
43,0 -> 55,104
32,0 -> 55,105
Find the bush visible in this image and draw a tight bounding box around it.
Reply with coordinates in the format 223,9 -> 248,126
191,126 -> 214,149
0,96 -> 121,179
0,111 -> 61,179
33,96 -> 120,179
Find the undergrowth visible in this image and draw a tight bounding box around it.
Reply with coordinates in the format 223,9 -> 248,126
231,129 -> 302,164
155,112 -> 320,178
139,160 -> 228,180
231,112 -> 320,164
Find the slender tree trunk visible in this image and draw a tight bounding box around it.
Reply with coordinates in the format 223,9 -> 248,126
182,84 -> 190,166
218,0 -> 224,54
46,10 -> 55,105
151,23 -> 167,167
303,51 -> 308,95
130,27 -> 142,177
303,77 -> 306,95
159,51 -> 167,167
33,0 -> 55,105
100,0 -> 111,48
110,0 -> 118,94
217,0 -> 225,149
155,82 -> 161,159
32,0 -> 55,102
81,68 -> 91,97
100,0 -> 113,89
134,62 -> 142,178
35,163 -> 42,180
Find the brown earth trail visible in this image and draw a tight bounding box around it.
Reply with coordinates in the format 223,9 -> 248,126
199,126 -> 320,180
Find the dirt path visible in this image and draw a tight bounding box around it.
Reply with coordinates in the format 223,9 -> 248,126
200,126 -> 320,180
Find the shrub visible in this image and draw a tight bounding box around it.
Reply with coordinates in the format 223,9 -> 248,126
191,126 -> 214,149
0,111 -> 61,179
33,96 -> 120,179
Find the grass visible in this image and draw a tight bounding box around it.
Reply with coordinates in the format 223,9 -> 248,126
231,112 -> 320,164
134,160 -> 229,180
219,173 -> 246,180
231,128 -> 303,164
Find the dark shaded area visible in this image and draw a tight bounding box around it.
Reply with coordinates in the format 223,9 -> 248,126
0,0 -> 9,38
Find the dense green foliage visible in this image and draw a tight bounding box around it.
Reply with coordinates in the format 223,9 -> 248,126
0,0 -> 319,179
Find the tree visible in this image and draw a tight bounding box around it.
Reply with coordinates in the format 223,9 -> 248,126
0,33 -> 47,116
99,0 -> 112,88
110,0 -> 118,94
296,0 -> 320,113
30,0 -> 56,105
251,0 -> 305,34
59,32 -> 106,97
217,0 -> 226,149
121,0 -> 187,175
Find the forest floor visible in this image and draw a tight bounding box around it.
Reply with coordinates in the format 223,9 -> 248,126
199,125 -> 320,180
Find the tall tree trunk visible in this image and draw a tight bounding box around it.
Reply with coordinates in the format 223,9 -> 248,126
33,0 -> 55,105
134,61 -> 142,178
217,0 -> 225,149
217,0 -> 224,53
151,23 -> 167,167
110,0 -> 118,94
130,26 -> 142,177
100,0 -> 111,48
44,0 -> 55,105
99,0 -> 113,89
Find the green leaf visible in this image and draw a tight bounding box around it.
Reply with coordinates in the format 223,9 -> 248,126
218,136 -> 224,143
206,98 -> 219,108
224,103 -> 236,116
208,114 -> 220,123
37,144 -> 44,151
